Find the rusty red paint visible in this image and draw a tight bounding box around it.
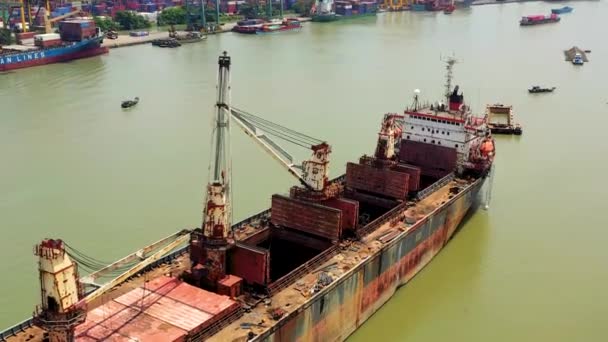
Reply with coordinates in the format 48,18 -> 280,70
321,197 -> 360,232
398,140 -> 457,179
217,275 -> 243,298
229,244 -> 269,286
271,195 -> 342,241
75,301 -> 187,342
346,162 -> 410,199
253,181 -> 480,342
165,281 -> 239,317
393,163 -> 422,192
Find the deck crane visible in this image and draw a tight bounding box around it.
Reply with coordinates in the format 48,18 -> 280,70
43,9 -> 83,33
32,230 -> 191,340
230,107 -> 339,200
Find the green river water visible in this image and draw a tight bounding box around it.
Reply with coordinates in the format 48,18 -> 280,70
1,2 -> 608,340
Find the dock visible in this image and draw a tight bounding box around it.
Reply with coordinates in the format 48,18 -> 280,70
564,46 -> 589,62
485,104 -> 522,135
102,17 -> 311,49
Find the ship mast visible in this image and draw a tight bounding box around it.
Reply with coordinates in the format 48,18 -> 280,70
443,55 -> 458,106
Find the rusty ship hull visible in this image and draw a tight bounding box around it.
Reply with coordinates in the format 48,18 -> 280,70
2,175 -> 484,342
210,176 -> 483,342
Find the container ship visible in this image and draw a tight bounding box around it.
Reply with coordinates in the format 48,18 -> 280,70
0,54 -> 496,342
0,19 -> 107,72
312,0 -> 378,22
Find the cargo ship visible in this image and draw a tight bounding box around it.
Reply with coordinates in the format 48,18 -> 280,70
520,13 -> 560,26
232,18 -> 266,34
0,54 -> 496,342
0,19 -> 107,72
256,19 -> 302,34
312,0 -> 378,22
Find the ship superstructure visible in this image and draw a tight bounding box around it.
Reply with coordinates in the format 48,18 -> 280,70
2,54 -> 495,342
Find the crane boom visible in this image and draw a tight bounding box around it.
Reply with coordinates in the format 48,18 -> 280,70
79,231 -> 190,306
79,230 -> 190,287
44,10 -> 82,33
230,107 -> 331,192
230,108 -> 307,188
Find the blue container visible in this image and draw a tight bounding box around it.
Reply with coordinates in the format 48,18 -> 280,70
147,4 -> 157,11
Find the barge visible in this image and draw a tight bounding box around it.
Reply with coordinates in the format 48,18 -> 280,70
486,104 -> 522,135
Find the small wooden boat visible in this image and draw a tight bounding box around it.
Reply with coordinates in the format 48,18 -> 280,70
528,86 -> 556,93
443,5 -> 455,14
121,97 -> 139,108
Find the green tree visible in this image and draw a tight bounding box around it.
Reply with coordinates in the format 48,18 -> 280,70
114,11 -> 151,30
238,3 -> 263,18
94,16 -> 120,31
293,0 -> 314,15
157,6 -> 187,26
0,28 -> 13,45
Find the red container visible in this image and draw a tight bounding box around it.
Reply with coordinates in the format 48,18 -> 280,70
271,194 -> 342,241
217,275 -> 243,298
60,20 -> 97,41
15,31 -> 35,44
346,162 -> 410,199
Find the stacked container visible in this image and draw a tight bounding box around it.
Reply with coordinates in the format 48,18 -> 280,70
336,4 -> 353,15
59,19 -> 97,42
34,33 -> 63,48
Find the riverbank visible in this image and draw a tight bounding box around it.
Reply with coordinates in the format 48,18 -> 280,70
102,17 -> 312,49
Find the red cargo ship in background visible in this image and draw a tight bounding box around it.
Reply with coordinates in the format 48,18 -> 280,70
256,18 -> 302,34
520,13 -> 560,25
1,54 -> 496,342
0,19 -> 107,72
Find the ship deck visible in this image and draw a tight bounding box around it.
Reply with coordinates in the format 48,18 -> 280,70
5,176 -> 476,342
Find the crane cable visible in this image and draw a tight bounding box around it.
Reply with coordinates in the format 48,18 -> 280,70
230,107 -> 324,148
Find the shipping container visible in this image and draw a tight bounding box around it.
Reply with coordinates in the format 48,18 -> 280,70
34,33 -> 61,41
346,162 -> 410,199
36,39 -> 63,48
217,274 -> 243,298
271,194 -> 342,241
60,20 -> 97,41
